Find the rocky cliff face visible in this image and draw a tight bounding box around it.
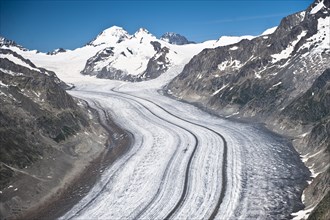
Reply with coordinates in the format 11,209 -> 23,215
166,0 -> 330,219
0,48 -> 107,219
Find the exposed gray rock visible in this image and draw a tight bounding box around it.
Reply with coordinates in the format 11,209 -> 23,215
81,47 -> 114,76
140,45 -> 170,80
150,41 -> 162,53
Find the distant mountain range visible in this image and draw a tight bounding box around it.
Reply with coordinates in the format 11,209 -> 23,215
0,25 -> 274,82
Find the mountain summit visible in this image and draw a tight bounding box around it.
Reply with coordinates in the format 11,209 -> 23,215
160,32 -> 194,45
88,26 -> 130,46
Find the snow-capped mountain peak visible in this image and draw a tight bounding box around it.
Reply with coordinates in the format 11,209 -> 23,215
133,27 -> 154,39
133,27 -> 156,43
88,26 -> 131,46
135,27 -> 150,34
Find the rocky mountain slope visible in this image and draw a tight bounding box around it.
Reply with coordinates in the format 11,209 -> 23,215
0,47 -> 108,219
166,0 -> 330,219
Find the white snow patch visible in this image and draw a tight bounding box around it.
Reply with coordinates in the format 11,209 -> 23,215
299,17 -> 330,54
0,80 -> 9,88
225,111 -> 239,118
271,82 -> 282,88
212,84 -> 228,96
300,150 -> 323,181
255,72 -> 261,79
291,206 -> 315,220
261,26 -> 277,35
0,68 -> 24,76
0,53 -> 40,72
218,61 -> 228,71
271,30 -> 307,62
300,132 -> 310,138
33,91 -> 41,97
217,60 -> 241,71
214,35 -> 255,47
229,46 -> 239,50
310,0 -> 324,14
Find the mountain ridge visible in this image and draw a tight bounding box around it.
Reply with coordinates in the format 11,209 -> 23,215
166,0 -> 329,219
0,47 -> 109,219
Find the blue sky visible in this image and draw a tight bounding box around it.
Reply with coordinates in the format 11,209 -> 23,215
0,0 -> 312,52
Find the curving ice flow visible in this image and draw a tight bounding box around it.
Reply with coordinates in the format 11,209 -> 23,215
56,65 -> 309,220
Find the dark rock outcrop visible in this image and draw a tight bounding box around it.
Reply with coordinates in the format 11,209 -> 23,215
140,44 -> 170,80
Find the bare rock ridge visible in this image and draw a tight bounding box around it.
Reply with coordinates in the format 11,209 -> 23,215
166,0 -> 330,219
0,48 -> 108,219
0,37 -> 23,50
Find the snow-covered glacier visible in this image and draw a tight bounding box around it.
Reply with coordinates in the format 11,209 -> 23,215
57,66 -> 309,220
